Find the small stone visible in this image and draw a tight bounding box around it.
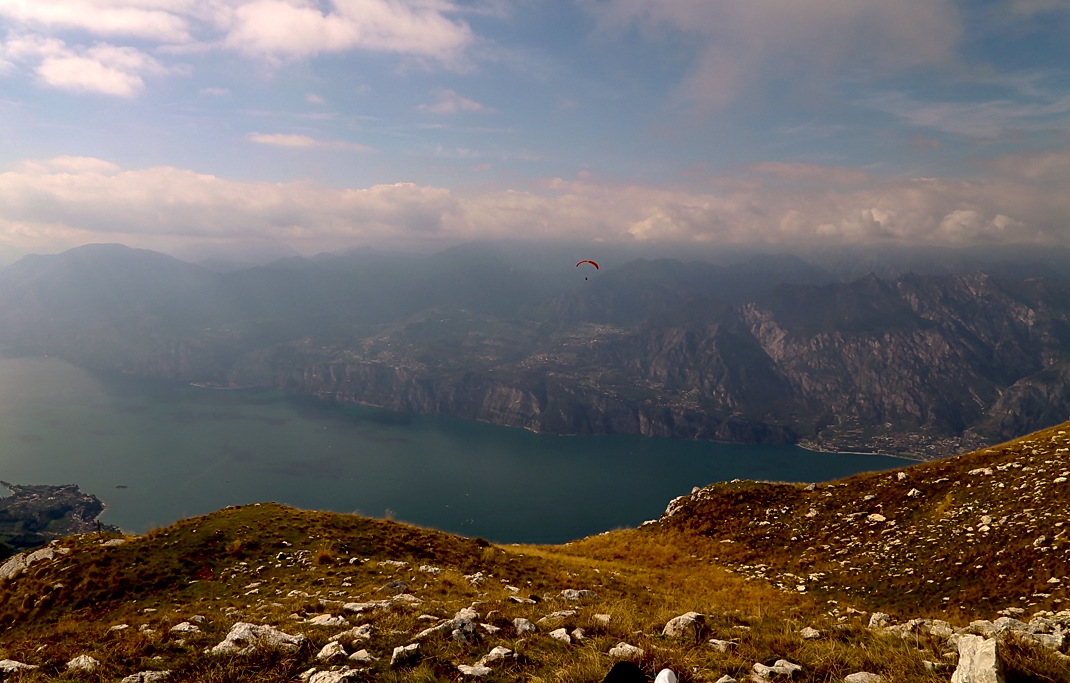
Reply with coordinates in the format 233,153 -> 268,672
868,612 -> 890,629
349,649 -> 377,663
513,617 -> 536,635
457,664 -> 492,677
608,642 -> 644,658
170,622 -> 200,633
663,612 -> 706,641
713,677 -> 737,683
390,643 -> 420,667
549,627 -> 571,643
316,641 -> 347,661
477,646 -> 513,666
844,674 -> 882,683
560,589 -> 599,601
593,613 -> 612,626
800,627 -> 821,639
571,627 -> 585,640
709,638 -> 734,652
119,671 -> 171,683
0,660 -> 39,673
67,655 -> 100,672
306,614 -> 349,627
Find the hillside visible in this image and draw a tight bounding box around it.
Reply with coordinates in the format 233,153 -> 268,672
3,424 -> 1070,681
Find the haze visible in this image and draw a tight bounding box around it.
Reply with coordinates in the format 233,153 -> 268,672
0,0 -> 1069,264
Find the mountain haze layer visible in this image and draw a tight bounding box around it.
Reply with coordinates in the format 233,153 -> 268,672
2,244 -> 1069,457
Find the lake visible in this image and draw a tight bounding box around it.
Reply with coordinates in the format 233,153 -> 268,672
0,354 -> 907,544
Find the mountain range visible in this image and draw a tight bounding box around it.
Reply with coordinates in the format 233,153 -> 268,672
2,243 -> 1069,457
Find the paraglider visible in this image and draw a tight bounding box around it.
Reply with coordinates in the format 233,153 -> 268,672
576,260 -> 599,280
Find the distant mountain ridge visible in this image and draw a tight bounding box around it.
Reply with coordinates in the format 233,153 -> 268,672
2,243 -> 1069,457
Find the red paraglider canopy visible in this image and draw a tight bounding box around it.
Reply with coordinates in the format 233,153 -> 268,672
576,260 -> 599,270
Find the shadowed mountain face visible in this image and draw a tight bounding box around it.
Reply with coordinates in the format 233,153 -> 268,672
2,243 -> 1070,457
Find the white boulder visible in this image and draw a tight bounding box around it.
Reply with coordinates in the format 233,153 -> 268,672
609,642 -> 644,658
951,635 -> 1005,683
210,622 -> 307,655
67,655 -> 100,672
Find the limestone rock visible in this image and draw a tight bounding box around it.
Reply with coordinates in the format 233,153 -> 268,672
67,655 -> 100,671
119,671 -> 171,683
868,612 -> 890,629
709,638 -> 734,652
170,622 -> 200,633
800,627 -> 821,639
951,635 -> 1005,683
390,643 -> 420,667
753,660 -> 802,678
210,622 -> 308,655
378,579 -> 409,595
514,617 -> 536,635
307,614 -> 349,627
593,613 -> 612,626
663,612 -> 707,640
477,646 -> 513,666
560,589 -> 599,601
549,627 -> 572,643
329,624 -> 374,644
713,677 -> 738,683
0,546 -> 70,581
609,642 -> 644,658
316,641 -> 347,661
537,610 -> 576,627
309,669 -> 361,683
457,664 -> 493,677
844,674 -> 882,683
0,660 -> 39,673
349,649 -> 377,663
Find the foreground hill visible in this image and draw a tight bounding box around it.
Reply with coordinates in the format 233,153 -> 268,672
3,424 -> 1070,681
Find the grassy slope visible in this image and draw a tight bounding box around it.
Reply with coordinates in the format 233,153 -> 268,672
1,424 -> 1070,681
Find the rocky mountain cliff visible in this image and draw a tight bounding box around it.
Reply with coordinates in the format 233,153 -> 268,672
2,244 -> 1070,457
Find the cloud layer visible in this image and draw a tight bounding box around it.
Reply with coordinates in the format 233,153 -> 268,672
3,152 -> 1069,259
0,0 -> 474,95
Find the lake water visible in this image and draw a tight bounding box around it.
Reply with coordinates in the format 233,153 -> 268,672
0,354 -> 907,544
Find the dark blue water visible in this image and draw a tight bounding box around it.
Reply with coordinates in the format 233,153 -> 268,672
0,355 -> 906,543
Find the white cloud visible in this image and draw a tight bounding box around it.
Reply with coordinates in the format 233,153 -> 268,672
0,0 -> 194,43
417,88 -> 490,114
0,0 -> 477,97
3,151 -> 1070,258
247,132 -> 374,151
1,36 -> 169,96
221,0 -> 472,63
200,86 -> 230,95
591,0 -> 962,110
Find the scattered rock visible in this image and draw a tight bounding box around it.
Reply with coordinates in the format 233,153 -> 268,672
377,579 -> 408,595
951,634 -> 1005,683
560,589 -> 599,601
210,622 -> 308,655
537,610 -> 576,627
709,638 -> 734,652
67,655 -> 100,672
329,624 -> 374,644
844,674 -> 881,683
800,627 -> 821,639
348,649 -> 377,663
609,642 -> 644,658
593,613 -> 612,626
316,641 -> 347,661
390,643 -> 420,668
868,612 -> 890,629
170,622 -> 200,633
753,660 -> 802,678
713,677 -> 738,683
457,664 -> 493,677
477,646 -> 513,666
514,617 -> 536,635
119,671 -> 171,683
549,627 -> 572,643
663,612 -> 707,641
306,614 -> 349,627
0,660 -> 39,673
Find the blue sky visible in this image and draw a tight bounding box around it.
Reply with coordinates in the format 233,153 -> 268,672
0,0 -> 1069,263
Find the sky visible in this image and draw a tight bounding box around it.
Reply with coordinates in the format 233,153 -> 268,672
0,0 -> 1069,263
